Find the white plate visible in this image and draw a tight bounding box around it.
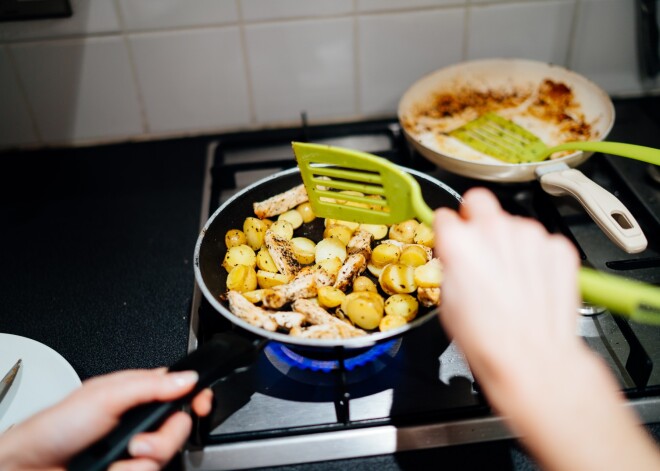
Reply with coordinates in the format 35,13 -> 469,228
0,333 -> 81,432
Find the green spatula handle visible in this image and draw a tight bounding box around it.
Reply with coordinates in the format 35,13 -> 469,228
549,142 -> 660,166
579,267 -> 660,325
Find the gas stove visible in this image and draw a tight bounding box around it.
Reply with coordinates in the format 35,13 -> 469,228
184,99 -> 660,470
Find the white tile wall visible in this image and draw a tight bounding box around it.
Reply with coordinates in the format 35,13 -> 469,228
240,0 -> 353,21
357,0 -> 465,12
570,0 -> 642,95
10,37 -> 143,144
130,28 -> 250,133
467,1 -> 575,64
359,8 -> 465,116
0,0 -> 655,150
245,18 -> 356,124
118,0 -> 238,31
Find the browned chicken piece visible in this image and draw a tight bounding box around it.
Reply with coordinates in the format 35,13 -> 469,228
265,231 -> 301,277
333,253 -> 367,291
418,287 -> 442,307
262,266 -> 335,309
292,299 -> 366,337
253,184 -> 308,219
346,229 -> 374,259
289,323 -> 366,339
227,290 -> 278,331
268,311 -> 306,330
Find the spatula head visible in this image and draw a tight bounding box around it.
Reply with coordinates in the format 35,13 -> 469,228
292,142 -> 433,226
449,113 -> 549,163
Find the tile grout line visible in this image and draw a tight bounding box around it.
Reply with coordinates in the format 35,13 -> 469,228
463,0 -> 472,61
113,0 -> 150,135
4,44 -> 43,145
353,0 -> 362,118
565,0 -> 581,69
236,0 -> 258,125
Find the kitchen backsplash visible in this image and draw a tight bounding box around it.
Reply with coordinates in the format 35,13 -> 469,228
1,0 -> 657,150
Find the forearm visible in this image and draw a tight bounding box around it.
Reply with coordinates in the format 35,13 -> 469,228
492,345 -> 660,471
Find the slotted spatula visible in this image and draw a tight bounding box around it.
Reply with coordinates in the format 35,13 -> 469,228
292,141 -> 434,225
449,112 -> 660,165
292,141 -> 660,325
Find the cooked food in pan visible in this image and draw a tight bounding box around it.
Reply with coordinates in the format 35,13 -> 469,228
221,184 -> 443,339
400,78 -> 596,164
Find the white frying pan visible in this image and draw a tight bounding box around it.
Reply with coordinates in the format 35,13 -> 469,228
398,58 -> 647,254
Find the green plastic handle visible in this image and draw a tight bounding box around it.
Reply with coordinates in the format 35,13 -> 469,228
579,267 -> 660,325
548,141 -> 660,166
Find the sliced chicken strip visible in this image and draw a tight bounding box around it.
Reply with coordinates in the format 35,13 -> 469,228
253,184 -> 308,219
292,299 -> 366,337
227,290 -> 278,331
418,287 -> 442,307
289,323 -> 366,339
268,311 -> 305,330
264,231 -> 301,277
346,229 -> 374,259
262,266 -> 335,309
334,253 -> 367,291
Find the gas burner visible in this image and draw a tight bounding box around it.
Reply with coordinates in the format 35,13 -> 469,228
264,339 -> 402,385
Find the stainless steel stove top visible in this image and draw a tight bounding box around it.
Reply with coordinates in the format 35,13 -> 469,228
184,103 -> 660,470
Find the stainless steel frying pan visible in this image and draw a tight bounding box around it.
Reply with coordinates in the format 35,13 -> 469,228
398,58 -> 647,254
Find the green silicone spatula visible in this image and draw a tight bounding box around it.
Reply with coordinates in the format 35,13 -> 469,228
292,141 -> 434,225
449,112 -> 660,165
292,141 -> 660,325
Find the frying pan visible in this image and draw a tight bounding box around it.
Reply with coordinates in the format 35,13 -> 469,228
398,58 -> 647,254
70,166 -> 462,470
195,166 -> 461,350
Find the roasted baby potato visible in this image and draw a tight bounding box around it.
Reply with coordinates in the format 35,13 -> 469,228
323,224 -> 353,246
317,286 -> 346,309
352,275 -> 377,292
379,313 -> 408,332
296,202 -> 316,223
389,219 -> 419,244
243,217 -> 268,250
256,248 -> 279,273
399,244 -> 429,267
256,270 -> 292,289
414,258 -> 443,288
315,237 -> 347,264
226,265 -> 257,292
290,237 -> 316,265
413,223 -> 434,248
225,229 -> 247,249
278,209 -> 304,229
269,220 -> 294,240
342,291 -> 385,330
384,293 -> 419,321
378,263 -> 416,295
370,242 -> 401,267
223,245 -> 257,272
358,223 -> 388,240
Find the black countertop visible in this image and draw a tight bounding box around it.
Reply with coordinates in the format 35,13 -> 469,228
1,98 -> 659,470
0,138 -> 207,378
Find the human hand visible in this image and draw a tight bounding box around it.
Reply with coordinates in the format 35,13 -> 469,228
433,187 -> 582,412
0,368 -> 213,471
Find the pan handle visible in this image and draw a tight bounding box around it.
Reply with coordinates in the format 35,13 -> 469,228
536,163 -> 647,254
68,331 -> 264,471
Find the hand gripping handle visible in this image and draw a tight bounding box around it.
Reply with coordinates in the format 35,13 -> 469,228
68,332 -> 263,471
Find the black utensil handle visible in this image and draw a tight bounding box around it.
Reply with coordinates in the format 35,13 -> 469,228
67,332 -> 263,471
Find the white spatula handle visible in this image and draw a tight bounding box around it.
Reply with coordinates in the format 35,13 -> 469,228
538,166 -> 647,254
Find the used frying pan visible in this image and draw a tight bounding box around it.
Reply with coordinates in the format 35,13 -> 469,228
398,58 -> 647,254
70,166 -> 462,470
